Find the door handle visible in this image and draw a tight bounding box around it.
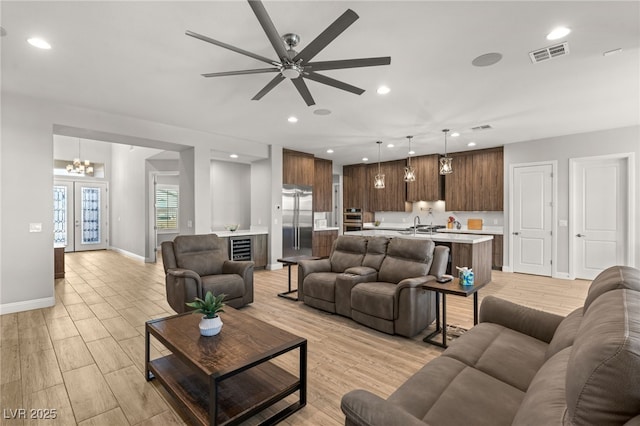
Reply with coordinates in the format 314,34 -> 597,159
512,232 -> 520,235
576,233 -> 586,237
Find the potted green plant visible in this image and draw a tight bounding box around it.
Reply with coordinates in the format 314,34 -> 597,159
186,291 -> 226,336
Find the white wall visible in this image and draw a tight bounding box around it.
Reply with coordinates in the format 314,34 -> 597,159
504,125 -> 640,276
0,92 -> 270,313
111,144 -> 164,258
210,160 -> 251,231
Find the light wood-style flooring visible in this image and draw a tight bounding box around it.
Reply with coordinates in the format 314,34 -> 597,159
0,250 -> 590,425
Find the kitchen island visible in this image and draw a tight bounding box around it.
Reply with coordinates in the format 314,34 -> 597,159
344,229 -> 493,285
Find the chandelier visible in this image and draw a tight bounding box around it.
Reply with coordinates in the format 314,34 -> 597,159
66,139 -> 94,176
404,136 -> 416,182
439,129 -> 453,175
374,141 -> 385,189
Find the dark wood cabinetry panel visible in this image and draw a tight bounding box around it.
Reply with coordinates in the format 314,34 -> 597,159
367,160 -> 410,212
54,247 -> 65,278
492,234 -> 503,270
312,230 -> 338,258
451,240 -> 492,286
406,154 -> 443,202
444,153 -> 473,211
253,234 -> 268,268
444,147 -> 503,211
343,164 -> 368,210
314,158 -> 333,212
283,149 -> 314,186
473,149 -> 503,211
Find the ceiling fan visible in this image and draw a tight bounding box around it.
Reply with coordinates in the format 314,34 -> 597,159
186,0 -> 391,106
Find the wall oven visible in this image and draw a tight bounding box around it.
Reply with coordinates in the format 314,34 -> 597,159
343,208 -> 363,232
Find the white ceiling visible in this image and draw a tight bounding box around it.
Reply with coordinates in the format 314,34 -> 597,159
2,1 -> 639,166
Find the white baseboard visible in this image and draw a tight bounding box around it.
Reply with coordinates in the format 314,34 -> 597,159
501,266 -> 513,273
109,247 -> 145,262
266,263 -> 283,271
0,296 -> 55,315
553,272 -> 573,280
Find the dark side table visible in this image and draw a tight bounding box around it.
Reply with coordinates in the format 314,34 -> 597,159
277,256 -> 320,301
422,278 -> 490,348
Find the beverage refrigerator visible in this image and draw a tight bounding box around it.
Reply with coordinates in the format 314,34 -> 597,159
282,184 -> 313,258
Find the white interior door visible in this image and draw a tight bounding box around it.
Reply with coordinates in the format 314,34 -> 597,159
512,164 -> 553,276
571,156 -> 629,280
74,182 -> 108,251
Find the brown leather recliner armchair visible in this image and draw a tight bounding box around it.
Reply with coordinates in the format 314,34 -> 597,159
161,234 -> 254,313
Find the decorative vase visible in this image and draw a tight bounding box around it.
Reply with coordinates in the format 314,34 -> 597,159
199,315 -> 223,336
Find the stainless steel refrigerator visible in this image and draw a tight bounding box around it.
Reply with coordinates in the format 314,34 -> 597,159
282,184 -> 313,258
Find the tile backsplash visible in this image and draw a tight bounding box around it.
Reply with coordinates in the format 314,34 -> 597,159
373,201 -> 504,227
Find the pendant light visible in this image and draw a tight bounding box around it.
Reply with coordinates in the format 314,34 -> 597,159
66,138 -> 95,176
439,129 -> 453,175
374,141 -> 385,189
404,136 -> 416,182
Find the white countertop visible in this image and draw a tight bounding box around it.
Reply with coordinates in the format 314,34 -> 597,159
345,229 -> 493,244
212,229 -> 268,237
314,227 -> 340,232
363,222 -> 503,235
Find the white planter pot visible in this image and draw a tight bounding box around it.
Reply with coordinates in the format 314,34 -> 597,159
199,315 -> 223,336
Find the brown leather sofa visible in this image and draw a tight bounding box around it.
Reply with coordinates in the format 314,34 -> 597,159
341,265 -> 640,426
161,234 -> 254,313
298,235 -> 449,337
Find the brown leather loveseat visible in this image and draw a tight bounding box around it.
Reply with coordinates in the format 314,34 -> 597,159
298,235 -> 449,337
161,234 -> 254,313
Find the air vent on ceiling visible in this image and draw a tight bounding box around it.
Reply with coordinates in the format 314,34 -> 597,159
529,42 -> 569,63
471,124 -> 493,131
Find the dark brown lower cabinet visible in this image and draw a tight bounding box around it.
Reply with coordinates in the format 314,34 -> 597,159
492,235 -> 503,270
312,230 -> 338,258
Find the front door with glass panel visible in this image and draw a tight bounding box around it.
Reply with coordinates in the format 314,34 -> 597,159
54,180 -> 108,252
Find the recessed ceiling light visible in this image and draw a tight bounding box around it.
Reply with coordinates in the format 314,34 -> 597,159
387,143 -> 394,148
377,86 -> 390,95
362,157 -> 369,162
314,108 -> 331,116
467,142 -> 476,147
27,37 -> 51,49
326,149 -> 334,154
547,26 -> 571,41
408,150 -> 415,155
451,132 -> 460,137
229,154 -> 239,159
287,116 -> 298,123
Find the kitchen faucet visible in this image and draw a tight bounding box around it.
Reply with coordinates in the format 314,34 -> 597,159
427,208 -> 435,235
413,215 -> 421,236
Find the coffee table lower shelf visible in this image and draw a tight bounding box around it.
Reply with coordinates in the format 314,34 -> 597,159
149,354 -> 302,426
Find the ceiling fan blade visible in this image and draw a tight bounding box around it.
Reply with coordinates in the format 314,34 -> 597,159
247,0 -> 290,61
252,74 -> 286,101
186,30 -> 278,66
306,57 -> 391,71
291,78 -> 316,106
304,72 -> 365,95
202,68 -> 279,78
293,9 -> 359,63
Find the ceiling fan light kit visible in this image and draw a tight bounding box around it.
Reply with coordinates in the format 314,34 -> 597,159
186,0 -> 391,106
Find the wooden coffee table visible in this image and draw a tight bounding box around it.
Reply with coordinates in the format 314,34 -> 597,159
145,308 -> 307,426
